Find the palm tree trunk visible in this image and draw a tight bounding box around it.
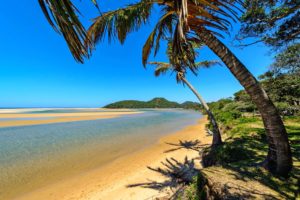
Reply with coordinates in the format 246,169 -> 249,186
181,77 -> 222,146
197,30 -> 292,176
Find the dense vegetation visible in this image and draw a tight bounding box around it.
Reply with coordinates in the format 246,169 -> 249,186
206,74 -> 299,130
240,1 -> 300,47
104,97 -> 201,109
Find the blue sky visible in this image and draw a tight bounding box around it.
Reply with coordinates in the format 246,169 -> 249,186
0,1 -> 274,108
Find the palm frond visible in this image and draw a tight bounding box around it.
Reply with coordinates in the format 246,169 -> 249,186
87,0 -> 153,51
148,62 -> 172,77
167,0 -> 243,73
171,30 -> 198,74
142,10 -> 175,66
39,0 -> 96,63
91,0 -> 101,12
194,60 -> 221,68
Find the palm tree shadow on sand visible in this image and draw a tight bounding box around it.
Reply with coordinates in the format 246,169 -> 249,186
127,156 -> 199,199
164,140 -> 209,153
126,140 -> 205,198
126,139 -> 287,199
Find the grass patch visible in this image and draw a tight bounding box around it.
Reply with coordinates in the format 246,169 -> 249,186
176,177 -> 199,200
180,116 -> 300,199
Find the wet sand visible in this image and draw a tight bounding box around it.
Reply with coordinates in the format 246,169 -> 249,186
16,117 -> 210,200
0,111 -> 141,127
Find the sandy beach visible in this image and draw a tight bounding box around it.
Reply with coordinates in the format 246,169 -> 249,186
16,117 -> 210,200
0,110 -> 141,128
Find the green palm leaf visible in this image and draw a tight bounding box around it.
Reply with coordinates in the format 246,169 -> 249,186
142,11 -> 175,66
87,0 -> 153,50
39,0 -> 98,63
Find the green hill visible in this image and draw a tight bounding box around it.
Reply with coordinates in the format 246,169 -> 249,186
104,98 -> 201,109
181,101 -> 202,110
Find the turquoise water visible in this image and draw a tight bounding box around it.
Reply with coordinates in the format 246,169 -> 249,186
0,109 -> 201,199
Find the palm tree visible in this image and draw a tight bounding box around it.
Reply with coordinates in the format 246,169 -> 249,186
39,0 -> 292,176
149,60 -> 222,146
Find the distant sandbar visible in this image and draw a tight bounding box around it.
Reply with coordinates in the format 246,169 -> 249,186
0,109 -> 141,128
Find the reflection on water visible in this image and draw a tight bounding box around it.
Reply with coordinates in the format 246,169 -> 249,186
0,109 -> 201,199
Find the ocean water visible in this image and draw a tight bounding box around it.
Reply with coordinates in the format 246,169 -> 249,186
0,109 -> 201,199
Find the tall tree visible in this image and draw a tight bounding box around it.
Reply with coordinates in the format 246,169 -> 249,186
259,72 -> 300,115
271,43 -> 300,75
149,60 -> 223,146
239,0 -> 300,47
39,0 -> 292,176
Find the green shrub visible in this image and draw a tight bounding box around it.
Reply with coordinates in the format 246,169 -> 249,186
215,110 -> 242,124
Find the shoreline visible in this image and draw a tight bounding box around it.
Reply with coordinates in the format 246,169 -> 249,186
16,117 -> 210,200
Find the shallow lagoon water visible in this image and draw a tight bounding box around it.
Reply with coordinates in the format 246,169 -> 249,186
0,109 -> 201,199
0,117 -> 54,121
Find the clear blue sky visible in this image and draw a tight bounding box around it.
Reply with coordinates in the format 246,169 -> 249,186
0,1 -> 274,108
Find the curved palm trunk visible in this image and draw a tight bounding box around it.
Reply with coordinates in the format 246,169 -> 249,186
197,30 -> 292,176
181,77 -> 222,146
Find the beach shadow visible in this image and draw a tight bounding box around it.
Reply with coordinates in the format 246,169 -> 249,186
226,125 -> 300,199
202,123 -> 300,199
164,140 -> 209,153
127,157 -> 199,198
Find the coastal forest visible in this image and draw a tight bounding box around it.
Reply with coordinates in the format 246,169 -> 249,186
38,0 -> 299,199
